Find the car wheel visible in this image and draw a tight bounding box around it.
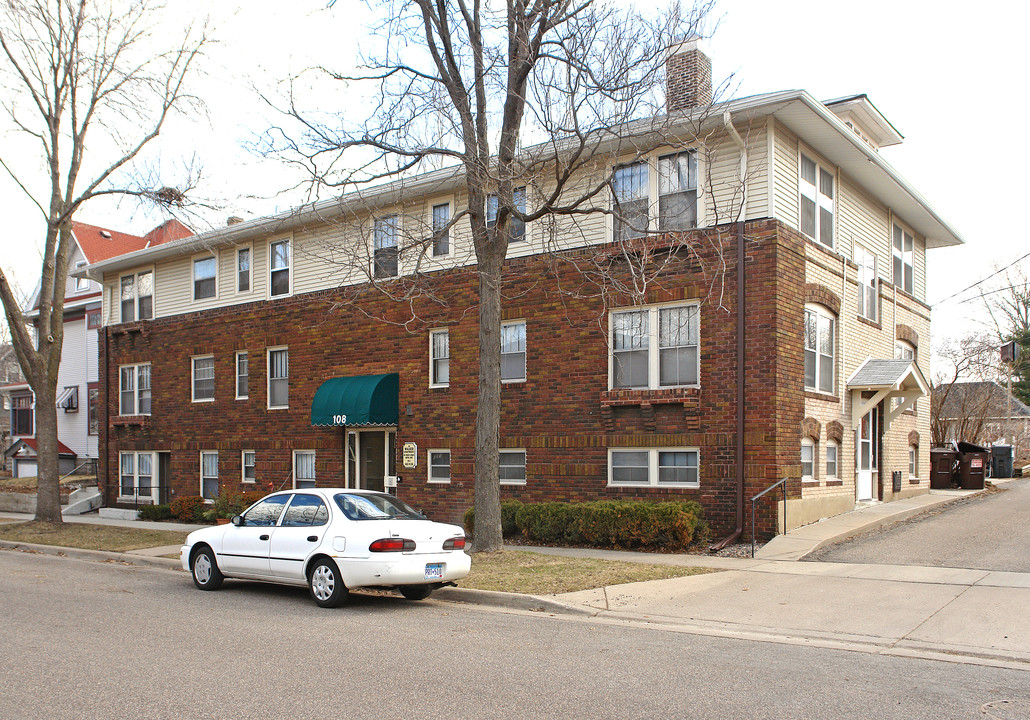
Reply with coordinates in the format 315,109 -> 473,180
191,546 -> 224,591
399,585 -> 432,601
308,558 -> 348,608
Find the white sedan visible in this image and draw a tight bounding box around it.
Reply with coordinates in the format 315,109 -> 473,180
180,488 -> 471,607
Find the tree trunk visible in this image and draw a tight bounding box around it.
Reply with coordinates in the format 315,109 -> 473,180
33,386 -> 63,523
471,250 -> 504,552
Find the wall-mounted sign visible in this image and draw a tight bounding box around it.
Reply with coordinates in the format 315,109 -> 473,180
402,442 -> 418,469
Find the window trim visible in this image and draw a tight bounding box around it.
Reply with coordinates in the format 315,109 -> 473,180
431,202 -> 451,257
499,448 -> 527,486
428,449 -> 451,484
892,221 -> 915,294
801,438 -> 815,483
118,362 -> 151,416
373,215 -> 400,279
293,449 -> 316,489
798,148 -> 836,248
118,267 -> 156,323
825,440 -> 839,481
200,450 -> 219,501
804,304 -> 836,395
854,244 -> 878,323
909,445 -> 918,479
10,392 -> 34,436
267,346 -> 289,410
500,319 -> 527,384
191,254 -> 218,302
609,301 -> 700,391
607,447 -> 700,488
235,350 -> 249,400
191,354 -> 215,403
118,450 -> 158,503
429,329 -> 450,388
268,236 -> 293,299
236,243 -> 252,294
241,450 -> 256,484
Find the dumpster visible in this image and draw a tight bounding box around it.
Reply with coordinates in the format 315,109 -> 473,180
991,445 -> 1014,479
955,441 -> 989,490
930,448 -> 957,489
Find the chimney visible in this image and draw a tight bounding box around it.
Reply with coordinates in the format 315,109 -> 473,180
227,216 -> 244,226
666,36 -> 712,113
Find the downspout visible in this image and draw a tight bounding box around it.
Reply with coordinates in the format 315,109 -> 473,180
711,111 -> 747,551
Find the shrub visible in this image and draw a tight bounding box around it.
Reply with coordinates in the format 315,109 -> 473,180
138,503 -> 172,521
213,491 -> 249,519
170,495 -> 205,522
463,500 -> 524,538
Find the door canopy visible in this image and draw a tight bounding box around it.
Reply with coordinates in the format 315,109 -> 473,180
846,358 -> 929,429
310,373 -> 399,427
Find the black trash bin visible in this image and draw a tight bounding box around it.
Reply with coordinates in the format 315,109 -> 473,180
991,445 -> 1013,479
956,441 -> 989,490
930,448 -> 957,489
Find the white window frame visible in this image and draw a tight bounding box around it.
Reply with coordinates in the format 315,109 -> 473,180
242,450 -> 256,483
429,329 -> 450,388
267,346 -> 289,410
118,362 -> 151,416
431,202 -> 451,257
499,449 -> 527,486
191,355 -> 215,403
892,222 -> 914,294
293,449 -> 316,489
609,301 -> 700,391
268,237 -> 292,298
75,261 -> 90,291
500,320 -> 526,383
237,244 -> 252,294
826,440 -> 838,480
200,450 -> 219,500
804,304 -> 835,395
192,254 -> 218,302
118,450 -> 157,503
487,188 -> 527,243
373,215 -> 400,278
801,438 -> 815,483
610,150 -> 700,242
428,449 -> 451,484
607,447 -> 700,488
799,150 -> 835,248
909,445 -> 918,479
119,269 -> 155,323
235,351 -> 249,400
855,244 -> 878,322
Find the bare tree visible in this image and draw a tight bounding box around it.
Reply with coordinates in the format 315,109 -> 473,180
0,0 -> 208,522
930,333 -> 1000,447
264,0 -> 737,551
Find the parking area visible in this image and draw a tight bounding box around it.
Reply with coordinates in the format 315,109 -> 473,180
806,479 -> 1030,573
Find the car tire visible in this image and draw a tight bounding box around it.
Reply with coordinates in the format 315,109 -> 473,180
399,585 -> 432,601
191,546 -> 224,591
308,558 -> 348,608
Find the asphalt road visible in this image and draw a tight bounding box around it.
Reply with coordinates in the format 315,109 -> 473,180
807,479 -> 1030,571
1,550 -> 1027,720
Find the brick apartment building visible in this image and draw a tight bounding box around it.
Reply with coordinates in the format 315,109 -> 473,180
80,42 -> 961,539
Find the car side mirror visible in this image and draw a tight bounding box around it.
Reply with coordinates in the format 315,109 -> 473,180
231,515 -> 244,527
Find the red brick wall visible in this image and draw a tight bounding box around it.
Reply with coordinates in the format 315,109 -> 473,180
100,219 -> 806,539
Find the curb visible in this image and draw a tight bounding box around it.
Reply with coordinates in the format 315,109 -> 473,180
434,586 -> 594,616
0,539 -> 183,571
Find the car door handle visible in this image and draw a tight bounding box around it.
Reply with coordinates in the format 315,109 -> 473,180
307,536 -> 318,542
260,534 -> 270,541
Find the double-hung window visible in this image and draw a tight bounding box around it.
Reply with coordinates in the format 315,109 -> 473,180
119,451 -> 155,500
119,363 -> 151,415
242,450 -> 256,483
294,450 -> 316,489
609,447 -> 699,487
800,153 -> 834,247
120,271 -> 153,322
268,347 -> 289,409
237,247 -> 251,292
270,239 -> 291,296
658,152 -> 698,231
612,162 -> 649,241
855,245 -> 878,322
487,188 -> 527,243
374,216 -> 399,278
500,321 -> 526,382
611,303 -> 699,390
236,351 -> 249,399
804,306 -> 835,394
826,441 -> 838,480
613,152 -> 698,242
10,394 -> 33,435
192,356 -> 215,402
429,330 -> 449,387
200,451 -> 219,500
499,450 -> 527,485
909,445 -> 918,479
428,450 -> 451,483
801,439 -> 815,482
892,223 -> 914,294
432,203 -> 450,256
193,257 -> 216,300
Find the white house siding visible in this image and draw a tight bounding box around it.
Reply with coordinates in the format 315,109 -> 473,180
771,122 -> 800,229
56,317 -> 91,459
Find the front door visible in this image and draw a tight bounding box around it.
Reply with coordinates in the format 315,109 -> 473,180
857,409 -> 877,501
345,429 -> 396,491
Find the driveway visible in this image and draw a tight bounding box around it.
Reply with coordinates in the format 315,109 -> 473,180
807,479 -> 1030,572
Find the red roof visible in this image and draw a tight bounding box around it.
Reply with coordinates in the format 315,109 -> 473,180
73,219 -> 193,264
19,437 -> 76,456
142,219 -> 193,247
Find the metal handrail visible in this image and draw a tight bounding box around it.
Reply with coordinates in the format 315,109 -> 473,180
750,477 -> 788,558
59,460 -> 94,482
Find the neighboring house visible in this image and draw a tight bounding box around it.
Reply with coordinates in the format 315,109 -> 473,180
81,42 -> 960,538
936,381 -> 1030,464
0,344 -> 27,472
6,219 -> 192,478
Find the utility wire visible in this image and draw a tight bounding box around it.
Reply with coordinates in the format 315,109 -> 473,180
932,248 -> 1030,307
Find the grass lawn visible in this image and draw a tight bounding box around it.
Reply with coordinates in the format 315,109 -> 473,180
0,521 -> 188,553
0,475 -> 94,494
461,550 -> 715,594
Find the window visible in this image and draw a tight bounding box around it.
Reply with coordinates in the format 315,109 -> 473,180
428,450 -> 451,483
86,309 -> 101,329
613,152 -> 698,241
294,450 -> 316,489
801,439 -> 815,482
826,441 -> 838,480
800,153 -> 834,247
119,363 -> 151,416
270,239 -> 290,296
855,245 -> 877,322
75,261 -> 90,291
658,152 -> 697,231
611,303 -> 699,390
192,356 -> 215,402
237,247 -> 251,292
909,445 -> 918,479
612,162 -> 648,241
119,451 -> 155,500
281,494 -> 329,526
893,224 -> 914,294
236,351 -> 249,399
120,271 -> 153,322
895,341 -> 915,361
373,216 -> 399,278
499,450 -> 526,485
500,321 -> 526,382
242,450 -> 256,483
193,257 -> 216,300
88,386 -> 99,435
243,495 -> 289,526
10,394 -> 32,435
429,330 -> 449,387
804,305 -> 835,394
609,447 -> 699,487
268,347 -> 289,408
58,385 -> 78,412
200,451 -> 219,500
432,203 -> 450,256
487,188 -> 526,242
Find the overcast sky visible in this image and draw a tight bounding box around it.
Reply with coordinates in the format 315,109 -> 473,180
2,0 -> 1027,364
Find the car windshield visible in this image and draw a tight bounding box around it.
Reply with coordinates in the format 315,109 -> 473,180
334,493 -> 426,521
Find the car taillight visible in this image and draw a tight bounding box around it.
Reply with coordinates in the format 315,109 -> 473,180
369,538 -> 416,552
443,537 -> 466,550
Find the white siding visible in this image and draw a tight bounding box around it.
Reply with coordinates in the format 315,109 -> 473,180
772,122 -> 800,229
56,317 -> 90,459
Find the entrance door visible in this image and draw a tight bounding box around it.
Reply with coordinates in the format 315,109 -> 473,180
345,429 -> 396,491
857,409 -> 877,501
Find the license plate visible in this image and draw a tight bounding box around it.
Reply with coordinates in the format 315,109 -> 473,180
424,563 -> 444,580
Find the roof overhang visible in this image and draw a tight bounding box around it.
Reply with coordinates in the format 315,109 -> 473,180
823,95 -> 904,147
847,358 -> 930,429
311,373 -> 399,427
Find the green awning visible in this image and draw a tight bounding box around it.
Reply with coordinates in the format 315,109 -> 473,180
310,373 -> 399,427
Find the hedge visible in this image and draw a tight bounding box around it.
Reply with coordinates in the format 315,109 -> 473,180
138,503 -> 172,521
464,499 -> 706,551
